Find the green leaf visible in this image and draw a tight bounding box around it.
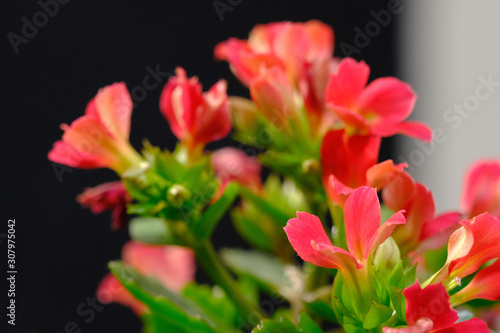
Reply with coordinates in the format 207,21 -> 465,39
239,187 -> 289,228
297,312 -> 323,332
192,182 -> 239,240
399,264 -> 417,289
304,299 -> 337,323
109,261 -> 233,333
231,208 -> 274,251
129,217 -> 173,245
252,317 -> 300,333
221,249 -> 292,294
362,301 -> 393,329
390,287 -> 404,320
388,261 -> 404,287
182,283 -> 239,329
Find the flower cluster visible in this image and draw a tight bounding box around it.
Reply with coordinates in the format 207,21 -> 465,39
49,20 -> 500,332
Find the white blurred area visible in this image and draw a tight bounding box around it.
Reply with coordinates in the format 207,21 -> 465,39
397,1 -> 500,211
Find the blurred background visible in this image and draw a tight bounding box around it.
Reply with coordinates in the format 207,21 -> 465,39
3,0 -> 497,332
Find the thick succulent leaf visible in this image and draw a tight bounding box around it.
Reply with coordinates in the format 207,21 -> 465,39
239,187 -> 290,228
252,317 -> 300,333
193,182 -> 239,240
109,261 -> 237,333
362,301 -> 393,329
129,217 -> 174,245
220,249 -> 292,294
182,283 -> 239,329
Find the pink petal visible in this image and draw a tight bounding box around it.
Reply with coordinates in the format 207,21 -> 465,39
461,160 -> 500,218
344,186 -> 404,261
48,141 -> 111,169
284,212 -> 360,270
123,242 -> 195,292
420,212 -> 461,244
439,318 -> 489,333
395,121 -> 433,143
367,160 -> 415,212
94,82 -> 133,141
303,20 -> 334,62
325,175 -> 354,207
404,282 -> 458,330
383,318 -> 433,333
211,147 -> 262,192
327,103 -> 371,133
325,58 -> 370,109
97,274 -> 147,315
358,77 -> 416,124
449,213 -> 500,279
454,260 -> 500,302
321,129 -> 381,193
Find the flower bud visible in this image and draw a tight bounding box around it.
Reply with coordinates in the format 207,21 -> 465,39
167,184 -> 191,207
373,237 -> 401,272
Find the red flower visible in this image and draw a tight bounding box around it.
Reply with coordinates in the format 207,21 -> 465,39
325,58 -> 432,141
390,183 -> 460,255
249,66 -> 297,129
97,242 -> 195,315
284,186 -> 405,270
461,159 -> 500,218
451,260 -> 500,304
321,129 -> 380,206
77,181 -> 132,230
159,67 -> 231,153
215,20 -> 333,88
383,282 -> 488,333
211,147 -> 262,193
215,20 -> 336,133
48,83 -> 142,173
430,212 -> 500,285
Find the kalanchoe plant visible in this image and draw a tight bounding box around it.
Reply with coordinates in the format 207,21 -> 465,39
48,20 -> 500,333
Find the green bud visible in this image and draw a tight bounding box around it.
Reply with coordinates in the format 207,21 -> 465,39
373,237 -> 401,271
302,159 -> 320,174
167,184 -> 191,207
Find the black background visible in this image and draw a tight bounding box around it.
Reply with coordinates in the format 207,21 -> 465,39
2,1 -> 398,331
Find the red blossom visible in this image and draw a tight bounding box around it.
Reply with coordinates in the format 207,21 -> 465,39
48,83 -> 142,173
383,282 -> 488,333
284,186 -> 404,270
211,147 -> 262,193
159,67 -> 231,153
325,58 -> 432,141
97,242 -> 195,315
77,181 -> 131,230
461,159 -> 500,218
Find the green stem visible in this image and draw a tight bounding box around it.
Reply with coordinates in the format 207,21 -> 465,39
193,241 -> 266,324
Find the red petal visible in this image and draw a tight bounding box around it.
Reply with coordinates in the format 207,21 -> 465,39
449,213 -> 500,279
123,242 -> 195,292
404,282 -> 458,330
358,77 -> 416,124
461,160 -> 500,218
94,82 -> 133,141
284,212 -> 360,270
344,186 -> 404,261
321,129 -> 380,197
325,58 -> 370,110
96,274 -> 147,315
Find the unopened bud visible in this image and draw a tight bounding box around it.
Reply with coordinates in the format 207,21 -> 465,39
373,237 -> 401,271
167,184 -> 191,207
302,159 -> 320,174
